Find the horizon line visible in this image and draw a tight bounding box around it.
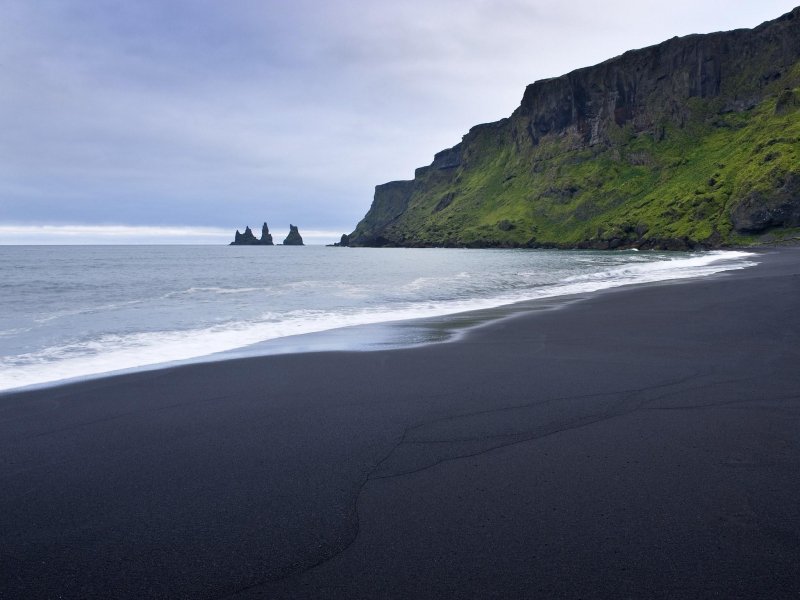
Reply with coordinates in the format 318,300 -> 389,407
0,224 -> 347,245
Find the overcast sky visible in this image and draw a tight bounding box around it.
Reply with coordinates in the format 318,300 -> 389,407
1,0 -> 797,244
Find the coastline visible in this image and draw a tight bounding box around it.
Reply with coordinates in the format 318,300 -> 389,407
2,247 -> 799,598
0,248 -> 757,395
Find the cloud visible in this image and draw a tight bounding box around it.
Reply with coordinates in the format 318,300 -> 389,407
1,0 -> 797,237
0,224 -> 343,245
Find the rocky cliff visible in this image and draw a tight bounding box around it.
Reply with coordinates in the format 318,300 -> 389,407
348,7 -> 800,249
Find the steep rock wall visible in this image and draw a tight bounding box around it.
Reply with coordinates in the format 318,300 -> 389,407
349,7 -> 800,249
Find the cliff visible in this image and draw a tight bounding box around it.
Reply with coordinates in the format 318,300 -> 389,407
348,7 -> 800,249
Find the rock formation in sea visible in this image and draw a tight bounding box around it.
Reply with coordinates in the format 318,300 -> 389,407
346,7 -> 800,249
230,222 -> 274,245
327,234 -> 351,247
283,225 -> 304,246
260,222 -> 273,245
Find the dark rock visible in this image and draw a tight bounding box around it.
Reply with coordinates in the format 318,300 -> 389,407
329,234 -> 350,247
347,180 -> 415,246
433,192 -> 456,213
230,225 -> 258,245
241,226 -> 258,243
513,8 -> 800,146
283,225 -> 304,246
260,222 -> 274,245
775,88 -> 800,115
230,222 -> 275,245
730,173 -> 800,233
497,220 -> 515,231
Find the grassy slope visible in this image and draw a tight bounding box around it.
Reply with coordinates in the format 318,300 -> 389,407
377,77 -> 800,248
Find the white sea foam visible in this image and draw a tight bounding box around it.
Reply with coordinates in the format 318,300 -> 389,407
562,251 -> 755,283
0,302 -> 501,392
0,250 -> 757,393
0,327 -> 32,338
165,286 -> 267,297
402,274 -> 467,292
33,299 -> 146,323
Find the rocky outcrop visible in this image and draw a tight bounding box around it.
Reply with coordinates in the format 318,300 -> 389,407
260,222 -> 273,245
348,180 -> 415,247
230,222 -> 274,245
283,225 -> 304,246
348,7 -> 800,249
729,173 -> 800,233
328,234 -> 351,247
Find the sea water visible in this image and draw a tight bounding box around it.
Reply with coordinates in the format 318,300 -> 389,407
0,245 -> 757,392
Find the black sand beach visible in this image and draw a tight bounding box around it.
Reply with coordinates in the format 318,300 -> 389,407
2,248 -> 800,599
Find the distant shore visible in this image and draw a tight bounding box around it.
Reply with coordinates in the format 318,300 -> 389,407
2,247 -> 799,599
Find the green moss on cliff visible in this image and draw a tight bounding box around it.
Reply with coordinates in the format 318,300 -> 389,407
356,86 -> 799,248
349,8 -> 800,249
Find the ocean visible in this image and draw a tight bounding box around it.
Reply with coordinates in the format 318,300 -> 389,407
0,245 -> 757,393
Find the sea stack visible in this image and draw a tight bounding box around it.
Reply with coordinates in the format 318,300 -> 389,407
230,222 -> 274,245
260,222 -> 273,245
283,225 -> 304,246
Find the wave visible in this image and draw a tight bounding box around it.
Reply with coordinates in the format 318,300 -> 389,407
0,302 -> 504,392
33,299 -> 147,323
0,327 -> 33,338
401,272 -> 472,293
164,286 -> 268,297
562,251 -> 755,283
0,251 -> 757,393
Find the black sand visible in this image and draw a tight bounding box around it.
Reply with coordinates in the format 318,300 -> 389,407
2,249 -> 799,599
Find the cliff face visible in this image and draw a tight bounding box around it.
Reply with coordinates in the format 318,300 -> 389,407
349,7 -> 800,249
515,17 -> 800,146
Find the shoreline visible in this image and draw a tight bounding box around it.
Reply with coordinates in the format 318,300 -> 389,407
2,247 -> 799,598
0,248 -> 759,396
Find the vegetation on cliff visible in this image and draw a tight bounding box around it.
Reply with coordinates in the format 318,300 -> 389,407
348,8 -> 800,249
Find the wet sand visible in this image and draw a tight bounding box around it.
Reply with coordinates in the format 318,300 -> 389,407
2,248 -> 799,599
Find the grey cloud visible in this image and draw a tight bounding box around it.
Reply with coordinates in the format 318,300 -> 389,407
1,0 -> 797,239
